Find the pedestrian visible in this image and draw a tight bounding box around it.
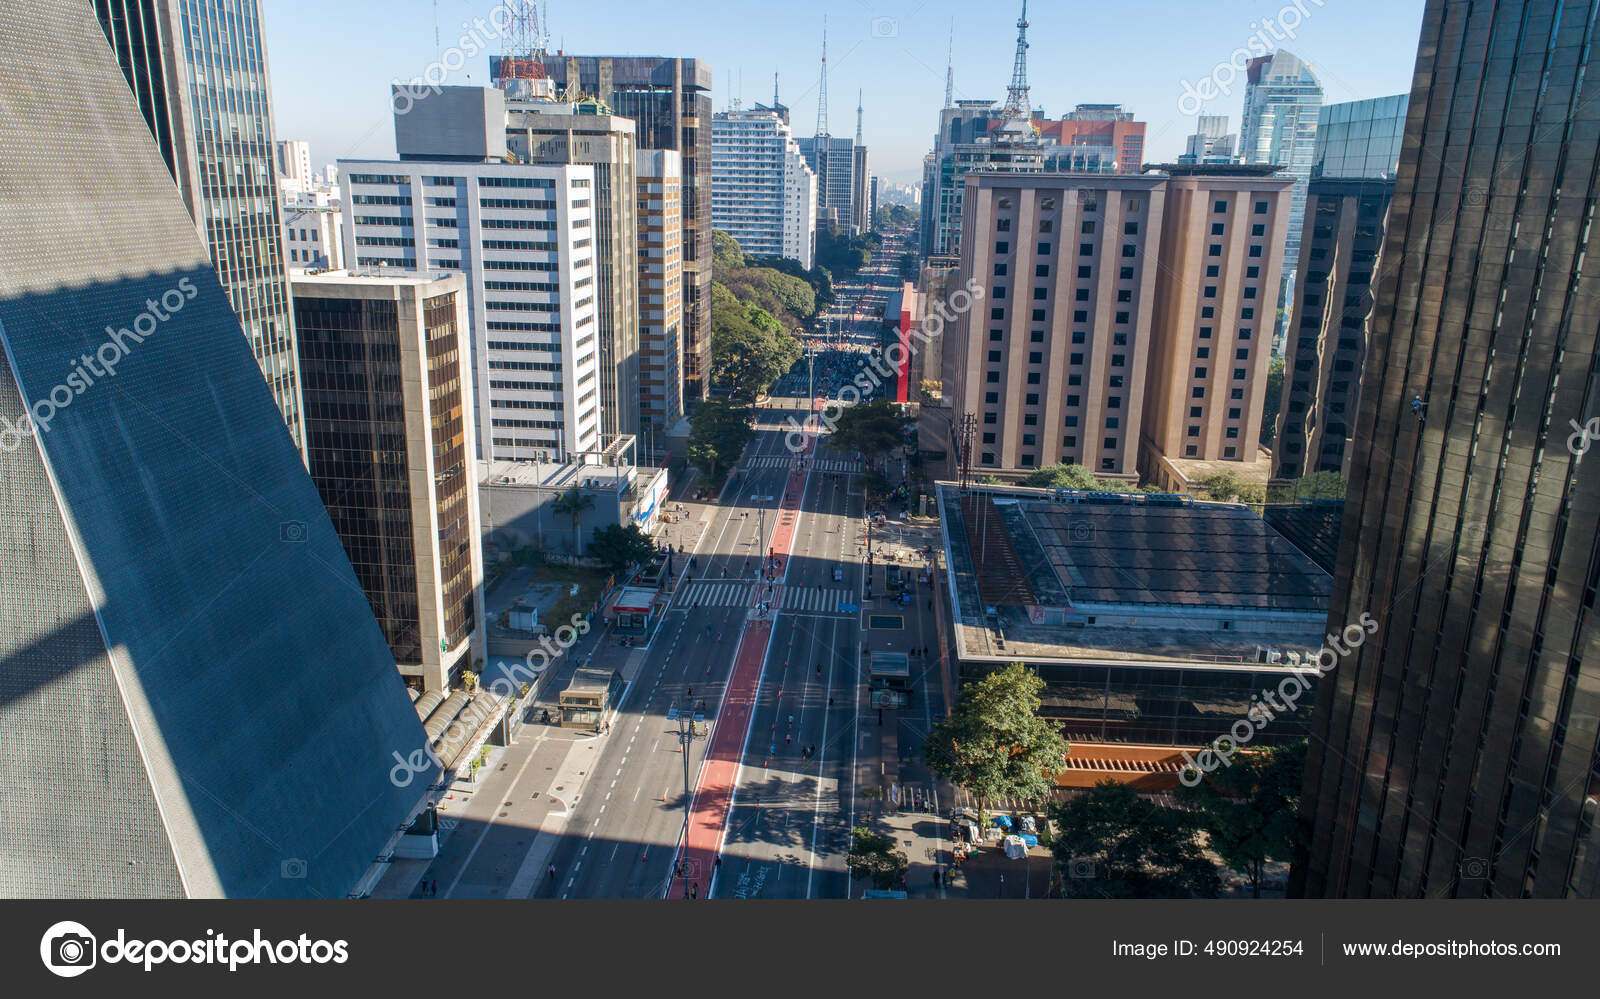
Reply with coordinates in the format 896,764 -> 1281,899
690,881 -> 699,899
785,733 -> 792,746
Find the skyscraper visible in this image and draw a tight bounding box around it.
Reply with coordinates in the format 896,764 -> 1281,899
1239,49 -> 1323,348
292,271 -> 486,695
531,55 -> 714,404
637,150 -> 686,449
0,0 -> 431,898
712,108 -> 818,267
91,0 -> 306,451
1297,0 -> 1600,899
1181,115 -> 1238,165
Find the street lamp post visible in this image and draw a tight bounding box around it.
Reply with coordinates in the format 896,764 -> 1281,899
670,702 -> 706,897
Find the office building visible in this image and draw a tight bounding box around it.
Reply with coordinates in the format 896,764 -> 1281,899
291,271 -> 486,694
1271,178 -> 1393,482
1139,165 -> 1294,491
952,173 -> 1169,477
527,55 -> 714,403
0,1 -> 431,898
1037,104 -> 1148,174
1297,0 -> 1600,899
1239,49 -> 1323,346
283,201 -> 343,270
90,0 -> 306,451
277,138 -> 313,195
637,149 -> 686,449
342,88 -> 604,462
1313,94 -> 1409,180
799,134 -> 858,234
711,109 -> 818,267
1180,115 -> 1238,165
1272,97 -> 1406,483
502,88 -> 641,439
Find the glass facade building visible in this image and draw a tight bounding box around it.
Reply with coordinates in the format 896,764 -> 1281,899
92,0 -> 304,451
1297,0 -> 1600,899
1313,94 -> 1409,180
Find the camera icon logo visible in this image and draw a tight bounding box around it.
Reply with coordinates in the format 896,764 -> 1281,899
40,920 -> 97,978
279,520 -> 308,543
1459,856 -> 1489,879
281,857 -> 309,879
1068,521 -> 1094,542
870,16 -> 899,38
1068,856 -> 1097,879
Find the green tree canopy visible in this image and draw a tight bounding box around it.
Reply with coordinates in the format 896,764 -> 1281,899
710,316 -> 801,403
924,663 -> 1069,815
1194,470 -> 1266,504
1178,741 -> 1306,897
846,825 -> 909,890
589,523 -> 656,571
826,398 -> 910,466
1049,781 -> 1221,898
688,400 -> 755,479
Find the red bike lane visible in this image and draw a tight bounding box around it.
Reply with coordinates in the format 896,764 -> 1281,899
670,427 -> 815,898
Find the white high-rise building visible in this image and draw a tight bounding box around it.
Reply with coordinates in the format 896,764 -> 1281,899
276,138 -> 312,194
340,159 -> 602,461
712,109 -> 818,268
1181,115 -> 1237,164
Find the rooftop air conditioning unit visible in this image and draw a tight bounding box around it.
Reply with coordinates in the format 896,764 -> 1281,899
1285,651 -> 1302,667
1266,647 -> 1283,664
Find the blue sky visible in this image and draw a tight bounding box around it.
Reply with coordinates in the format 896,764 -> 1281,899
264,0 -> 1426,183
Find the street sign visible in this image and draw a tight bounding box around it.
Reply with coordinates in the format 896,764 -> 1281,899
838,602 -> 860,613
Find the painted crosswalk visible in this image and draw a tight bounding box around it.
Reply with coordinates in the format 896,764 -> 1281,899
745,455 -> 863,474
675,581 -> 755,607
781,586 -> 855,613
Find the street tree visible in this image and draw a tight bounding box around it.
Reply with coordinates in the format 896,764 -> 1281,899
711,313 -> 801,403
689,400 -> 755,481
551,487 -> 595,557
847,825 -> 909,890
923,663 -> 1069,826
1178,740 -> 1306,897
1049,781 -> 1221,898
589,523 -> 657,571
827,398 -> 909,468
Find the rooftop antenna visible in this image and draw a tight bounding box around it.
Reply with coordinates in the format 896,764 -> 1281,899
856,89 -> 864,145
774,71 -> 780,108
1000,1 -> 1031,120
815,14 -> 829,138
433,0 -> 440,60
944,20 -> 954,108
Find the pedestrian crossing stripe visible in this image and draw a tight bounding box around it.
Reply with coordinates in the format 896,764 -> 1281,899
745,455 -> 863,473
675,581 -> 755,606
781,587 -> 854,612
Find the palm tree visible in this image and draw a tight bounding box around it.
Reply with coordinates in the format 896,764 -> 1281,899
552,487 -> 595,556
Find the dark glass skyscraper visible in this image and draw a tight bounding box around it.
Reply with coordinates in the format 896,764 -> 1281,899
1297,0 -> 1600,899
92,0 -> 305,451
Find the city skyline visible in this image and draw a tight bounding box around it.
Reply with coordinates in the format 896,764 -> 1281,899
262,0 -> 1424,183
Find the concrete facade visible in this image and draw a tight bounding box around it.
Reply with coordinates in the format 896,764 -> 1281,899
637,150 -> 686,451
0,1 -> 432,898
712,109 -> 818,268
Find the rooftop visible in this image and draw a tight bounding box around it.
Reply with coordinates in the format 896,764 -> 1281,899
938,482 -> 1332,669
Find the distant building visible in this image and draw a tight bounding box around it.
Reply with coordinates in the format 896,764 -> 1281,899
711,109 -> 818,268
1037,104 -> 1147,174
527,55 -> 715,404
90,0 -> 306,450
277,138 -> 313,195
799,134 -> 858,235
1,0 -> 430,898
283,202 -> 343,270
291,270 -> 486,694
637,149 -> 686,450
1179,115 -> 1237,165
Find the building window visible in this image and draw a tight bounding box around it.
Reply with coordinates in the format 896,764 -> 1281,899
1082,220 -> 1097,234
1077,265 -> 1092,278
1036,264 -> 1050,277
996,241 -> 1010,254
1075,289 -> 1090,302
1211,222 -> 1225,235
1214,199 -> 1228,213
997,218 -> 1012,231
983,412 -> 997,424
1079,243 -> 1093,256
1038,242 -> 1053,255
994,263 -> 1008,276
1208,244 -> 1222,257
988,349 -> 1002,362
